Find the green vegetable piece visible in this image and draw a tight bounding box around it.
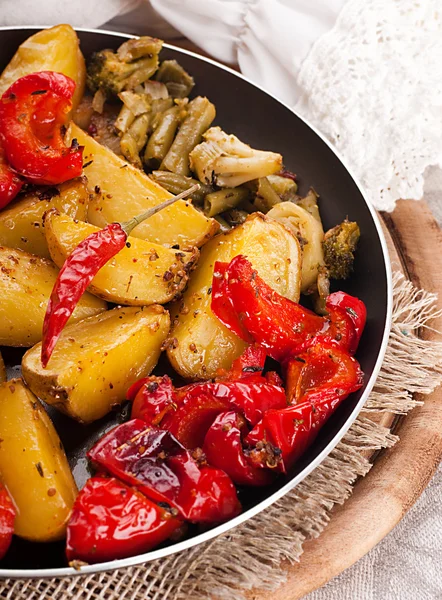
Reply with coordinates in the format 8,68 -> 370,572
155,59 -> 195,98
161,96 -> 216,176
120,113 -> 151,168
323,220 -> 361,279
204,187 -> 250,217
150,171 -> 213,205
144,106 -> 181,170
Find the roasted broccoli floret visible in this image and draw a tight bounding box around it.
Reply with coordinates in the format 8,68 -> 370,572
189,126 -> 283,188
87,37 -> 163,96
323,219 -> 360,279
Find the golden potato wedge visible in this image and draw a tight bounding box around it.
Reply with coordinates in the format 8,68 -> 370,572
0,177 -> 90,259
167,213 -> 301,380
67,124 -> 219,249
0,379 -> 77,542
0,353 -> 6,383
44,209 -> 199,306
22,305 -> 170,423
0,247 -> 106,347
0,25 -> 86,110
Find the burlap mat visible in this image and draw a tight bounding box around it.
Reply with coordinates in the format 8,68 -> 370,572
2,271 -> 442,600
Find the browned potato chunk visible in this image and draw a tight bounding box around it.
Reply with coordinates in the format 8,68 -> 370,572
67,123 -> 219,249
0,178 -> 90,259
0,379 -> 77,542
0,24 -> 86,110
167,213 -> 301,380
0,247 -> 106,347
22,305 -> 170,423
44,209 -> 199,306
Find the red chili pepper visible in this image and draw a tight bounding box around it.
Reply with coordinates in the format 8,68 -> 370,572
0,482 -> 15,560
41,185 -> 199,367
66,477 -> 183,563
246,344 -> 363,472
327,291 -> 367,353
211,256 -> 360,360
0,71 -> 83,185
0,140 -> 23,208
203,411 -> 277,486
88,420 -> 241,523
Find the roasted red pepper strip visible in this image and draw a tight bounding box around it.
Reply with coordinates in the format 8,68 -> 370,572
327,291 -> 367,353
215,344 -> 267,381
0,71 -> 83,185
0,140 -> 23,208
247,345 -> 364,472
66,477 -> 183,563
130,375 -> 177,426
41,221 -> 127,367
211,256 -> 360,360
285,343 -> 364,405
41,186 -> 198,367
88,420 -> 241,523
203,411 -> 278,486
211,261 -> 252,341
0,482 -> 15,560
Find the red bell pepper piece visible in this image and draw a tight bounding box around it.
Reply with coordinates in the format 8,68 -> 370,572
247,344 -> 364,472
0,71 -> 83,185
203,411 -> 277,486
88,420 -> 241,523
130,375 -> 177,426
211,256 -> 358,361
0,140 -> 23,209
327,291 -> 367,353
41,186 -> 198,367
285,343 -> 364,405
66,477 -> 183,563
0,482 -> 15,560
216,344 -> 267,381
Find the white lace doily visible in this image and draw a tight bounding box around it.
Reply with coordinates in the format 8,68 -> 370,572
295,0 -> 442,211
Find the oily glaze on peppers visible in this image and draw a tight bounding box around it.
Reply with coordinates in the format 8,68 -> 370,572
0,482 -> 15,560
0,141 -> 23,208
0,71 -> 83,185
66,477 -> 183,564
88,420 -> 241,523
211,256 -> 365,360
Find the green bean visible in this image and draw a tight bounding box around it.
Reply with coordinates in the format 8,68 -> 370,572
150,97 -> 174,116
155,59 -> 195,98
150,170 -> 213,204
115,104 -> 135,134
161,96 -> 216,176
214,215 -> 232,232
252,177 -> 282,213
297,188 -> 321,223
120,113 -> 151,168
204,187 -> 250,217
144,106 -> 181,170
223,209 -> 248,227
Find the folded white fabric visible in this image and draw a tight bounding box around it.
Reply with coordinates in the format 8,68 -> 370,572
1,0 -> 441,211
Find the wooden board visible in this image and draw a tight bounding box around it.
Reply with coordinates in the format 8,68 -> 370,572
247,200 -> 442,599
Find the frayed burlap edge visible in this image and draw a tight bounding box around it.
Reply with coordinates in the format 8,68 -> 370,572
2,271 -> 442,600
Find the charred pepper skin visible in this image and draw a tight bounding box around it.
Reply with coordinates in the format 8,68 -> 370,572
0,71 -> 84,185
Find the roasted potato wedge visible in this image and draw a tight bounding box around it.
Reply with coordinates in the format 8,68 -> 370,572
67,124 -> 219,249
0,353 -> 6,383
0,379 -> 77,542
0,177 -> 90,259
0,247 -> 106,347
44,210 -> 199,306
167,213 -> 301,380
22,305 -> 170,423
0,24 -> 85,111
267,201 -> 325,292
